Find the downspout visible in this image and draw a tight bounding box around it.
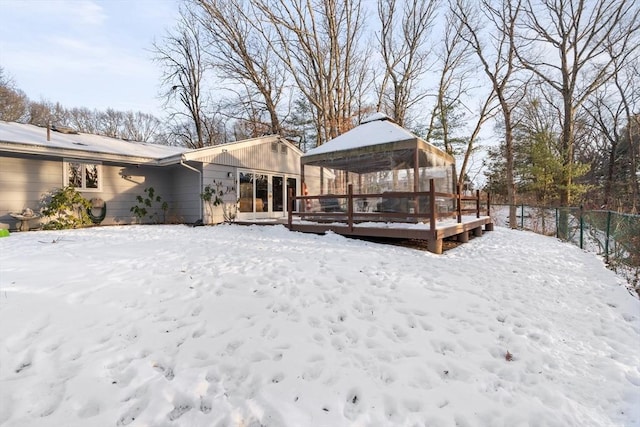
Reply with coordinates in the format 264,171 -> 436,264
180,157 -> 203,223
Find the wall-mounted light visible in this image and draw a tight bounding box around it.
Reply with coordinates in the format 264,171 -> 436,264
227,172 -> 233,178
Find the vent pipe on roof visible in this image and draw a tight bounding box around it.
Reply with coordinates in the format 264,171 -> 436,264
47,122 -> 51,141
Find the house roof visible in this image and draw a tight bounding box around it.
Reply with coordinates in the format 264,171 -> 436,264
301,114 -> 454,174
0,121 -> 304,167
0,121 -> 187,165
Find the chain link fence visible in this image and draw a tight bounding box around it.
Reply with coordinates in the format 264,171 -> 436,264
490,204 -> 640,295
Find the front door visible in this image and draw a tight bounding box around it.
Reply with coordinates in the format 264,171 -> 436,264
237,171 -> 297,220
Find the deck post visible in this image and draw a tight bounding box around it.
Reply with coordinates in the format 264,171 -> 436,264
473,226 -> 483,237
287,188 -> 293,229
427,235 -> 443,254
347,184 -> 354,232
487,192 -> 491,217
476,190 -> 480,218
429,179 -> 436,231
457,184 -> 462,223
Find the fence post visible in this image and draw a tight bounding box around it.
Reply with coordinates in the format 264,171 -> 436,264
579,206 -> 584,249
555,208 -> 559,238
605,210 -> 611,263
521,203 -> 524,229
487,192 -> 491,217
476,190 -> 480,218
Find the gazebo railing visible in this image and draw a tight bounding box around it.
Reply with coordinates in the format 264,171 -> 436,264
288,179 -> 490,231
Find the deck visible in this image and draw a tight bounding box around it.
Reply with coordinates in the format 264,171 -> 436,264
282,180 -> 494,254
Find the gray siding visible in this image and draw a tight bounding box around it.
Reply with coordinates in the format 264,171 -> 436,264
0,156 -> 62,229
196,141 -> 299,175
202,165 -> 237,224
97,163 -> 171,225
168,164 -> 201,224
0,156 -> 202,229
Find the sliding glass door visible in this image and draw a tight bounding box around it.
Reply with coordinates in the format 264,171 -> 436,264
237,170 -> 297,219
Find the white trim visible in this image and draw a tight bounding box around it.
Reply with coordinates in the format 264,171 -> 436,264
63,158 -> 103,192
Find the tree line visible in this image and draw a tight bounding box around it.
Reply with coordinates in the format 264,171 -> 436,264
1,0 -> 638,216
0,67 -> 172,145
154,0 -> 639,216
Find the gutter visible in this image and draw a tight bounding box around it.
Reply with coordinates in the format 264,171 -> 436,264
180,158 -> 204,223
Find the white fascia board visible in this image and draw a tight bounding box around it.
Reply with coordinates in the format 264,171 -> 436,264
0,141 -> 161,166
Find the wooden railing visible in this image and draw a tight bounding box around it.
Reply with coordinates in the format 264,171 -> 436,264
288,179 -> 490,230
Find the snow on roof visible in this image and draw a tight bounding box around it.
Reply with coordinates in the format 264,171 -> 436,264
303,114 -> 417,157
360,111 -> 392,123
0,121 -> 187,160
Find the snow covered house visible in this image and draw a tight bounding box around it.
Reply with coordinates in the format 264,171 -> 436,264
0,121 -> 303,230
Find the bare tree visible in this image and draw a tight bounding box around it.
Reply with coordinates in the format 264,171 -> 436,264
453,0 -> 526,227
27,100 -> 67,127
0,67 -> 28,122
256,0 -> 369,147
154,7 -> 211,148
375,0 -> 437,127
516,0 -> 640,222
98,108 -> 125,138
193,0 -> 287,136
121,111 -> 164,142
67,107 -> 100,134
424,5 -> 475,155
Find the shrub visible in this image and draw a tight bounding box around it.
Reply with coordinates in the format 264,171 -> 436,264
41,186 -> 92,230
130,187 -> 168,224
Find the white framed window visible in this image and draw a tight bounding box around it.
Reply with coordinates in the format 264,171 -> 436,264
64,159 -> 102,191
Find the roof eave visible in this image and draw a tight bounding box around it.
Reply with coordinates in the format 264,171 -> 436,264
0,141 -> 163,165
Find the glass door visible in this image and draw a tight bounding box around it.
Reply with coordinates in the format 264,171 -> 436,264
237,171 -> 297,219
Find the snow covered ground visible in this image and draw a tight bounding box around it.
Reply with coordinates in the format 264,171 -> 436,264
0,224 -> 638,427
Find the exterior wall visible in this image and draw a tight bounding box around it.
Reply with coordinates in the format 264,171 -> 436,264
168,164 -> 202,224
195,140 -> 299,175
202,165 -> 237,224
0,154 -> 201,229
97,163 -> 173,225
0,155 -> 62,229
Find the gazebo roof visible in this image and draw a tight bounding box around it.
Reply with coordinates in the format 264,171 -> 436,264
301,114 -> 454,174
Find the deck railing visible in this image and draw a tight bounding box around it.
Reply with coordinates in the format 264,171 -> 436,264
288,179 -> 490,231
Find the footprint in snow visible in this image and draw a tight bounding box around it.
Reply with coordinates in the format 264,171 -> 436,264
343,388 -> 363,420
167,404 -> 192,421
116,396 -> 149,426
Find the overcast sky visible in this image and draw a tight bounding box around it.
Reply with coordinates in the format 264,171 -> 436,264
0,0 -> 181,117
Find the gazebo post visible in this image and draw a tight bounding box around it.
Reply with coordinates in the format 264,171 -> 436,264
320,167 -> 324,195
301,163 -> 306,212
414,148 -> 420,214
288,188 -> 293,229
347,184 -> 354,232
457,184 -> 462,223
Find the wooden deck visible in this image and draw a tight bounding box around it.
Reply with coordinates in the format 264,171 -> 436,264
286,216 -> 492,254
281,180 -> 494,254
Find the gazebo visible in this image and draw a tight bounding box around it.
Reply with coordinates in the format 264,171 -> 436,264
285,113 -> 493,254
301,113 -> 457,214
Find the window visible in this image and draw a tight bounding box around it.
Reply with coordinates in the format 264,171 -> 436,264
280,144 -> 288,155
64,160 -> 101,191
